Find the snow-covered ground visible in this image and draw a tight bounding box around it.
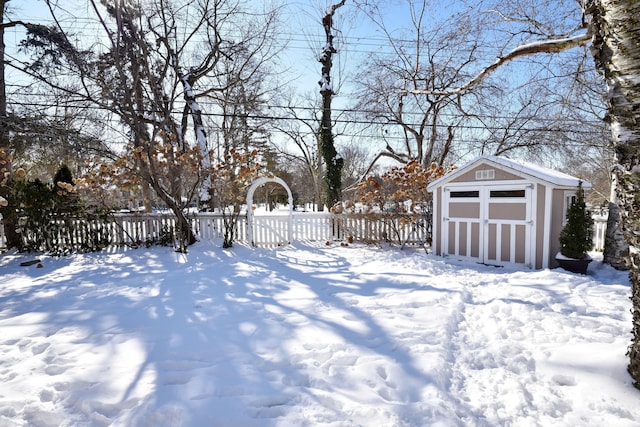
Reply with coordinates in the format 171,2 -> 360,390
0,241 -> 638,426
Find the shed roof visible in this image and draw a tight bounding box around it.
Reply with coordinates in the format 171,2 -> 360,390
427,155 -> 592,191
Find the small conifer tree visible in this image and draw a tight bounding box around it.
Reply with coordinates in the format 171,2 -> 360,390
53,164 -> 73,186
559,181 -> 594,259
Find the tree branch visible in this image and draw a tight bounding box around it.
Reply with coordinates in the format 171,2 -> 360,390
0,20 -> 30,29
405,32 -> 592,97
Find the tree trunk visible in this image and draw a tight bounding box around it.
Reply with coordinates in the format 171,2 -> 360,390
318,1 -> 345,209
601,41 -> 630,273
604,201 -> 629,270
0,0 -> 21,249
587,0 -> 640,386
178,69 -> 212,203
141,181 -> 153,213
148,177 -> 197,247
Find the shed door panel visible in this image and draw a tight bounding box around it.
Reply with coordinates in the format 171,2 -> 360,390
484,195 -> 530,266
447,219 -> 480,257
443,186 -> 533,267
443,190 -> 482,263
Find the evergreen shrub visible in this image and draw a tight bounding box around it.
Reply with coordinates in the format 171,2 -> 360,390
559,181 -> 594,259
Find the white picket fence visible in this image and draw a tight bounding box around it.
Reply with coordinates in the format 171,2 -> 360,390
197,212 -> 429,247
0,210 -> 610,251
592,213 -> 607,252
0,211 -> 429,250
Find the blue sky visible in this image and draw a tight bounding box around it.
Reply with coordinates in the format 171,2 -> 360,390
5,0 -> 520,99
5,0 -> 597,170
7,0 -> 381,95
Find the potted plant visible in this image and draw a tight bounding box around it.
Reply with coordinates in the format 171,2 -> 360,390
556,181 -> 594,274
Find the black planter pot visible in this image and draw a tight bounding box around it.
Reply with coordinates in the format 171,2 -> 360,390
555,253 -> 592,274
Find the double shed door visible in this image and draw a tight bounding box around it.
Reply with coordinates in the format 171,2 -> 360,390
442,184 -> 534,267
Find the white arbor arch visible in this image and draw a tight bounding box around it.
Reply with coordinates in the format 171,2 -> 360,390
246,176 -> 293,246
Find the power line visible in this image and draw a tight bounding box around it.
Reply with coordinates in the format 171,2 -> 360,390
5,13 -> 590,62
7,99 -> 605,137
6,94 -> 605,127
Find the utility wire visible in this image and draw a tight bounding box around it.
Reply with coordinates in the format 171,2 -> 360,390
7,100 -> 605,138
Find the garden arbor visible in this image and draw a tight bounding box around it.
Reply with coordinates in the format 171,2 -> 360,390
246,177 -> 293,247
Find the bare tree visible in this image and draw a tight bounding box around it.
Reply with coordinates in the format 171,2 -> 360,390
340,141 -> 375,196
271,94 -> 324,211
353,1 -> 472,173
271,87 -> 356,211
16,0 -> 280,247
352,0 -> 608,181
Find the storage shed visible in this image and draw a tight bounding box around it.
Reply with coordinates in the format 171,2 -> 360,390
427,155 -> 591,269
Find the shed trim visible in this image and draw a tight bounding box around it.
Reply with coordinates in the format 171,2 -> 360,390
428,155 -> 592,191
542,185 -> 553,269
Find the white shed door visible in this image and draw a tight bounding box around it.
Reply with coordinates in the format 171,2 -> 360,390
443,185 -> 534,267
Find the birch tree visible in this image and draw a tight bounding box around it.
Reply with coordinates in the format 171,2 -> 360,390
0,0 -> 11,245
587,0 -> 640,386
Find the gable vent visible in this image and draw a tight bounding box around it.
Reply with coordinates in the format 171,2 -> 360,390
475,169 -> 495,180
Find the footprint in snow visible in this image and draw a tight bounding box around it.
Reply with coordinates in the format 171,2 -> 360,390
31,343 -> 50,355
18,340 -> 32,352
189,393 -> 213,401
39,389 -> 54,402
162,373 -> 193,385
0,370 -> 17,382
378,387 -> 394,402
552,374 -> 577,386
377,366 -> 388,380
45,365 -> 68,376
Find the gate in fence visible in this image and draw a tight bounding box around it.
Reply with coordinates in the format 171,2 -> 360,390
246,177 -> 293,247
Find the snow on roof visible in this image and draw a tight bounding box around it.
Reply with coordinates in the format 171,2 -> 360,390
428,155 -> 592,190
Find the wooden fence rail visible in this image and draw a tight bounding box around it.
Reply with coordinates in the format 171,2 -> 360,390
0,211 -> 607,252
